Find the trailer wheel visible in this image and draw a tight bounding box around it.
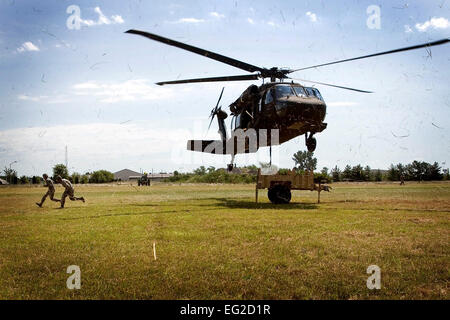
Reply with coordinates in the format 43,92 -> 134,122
268,185 -> 291,204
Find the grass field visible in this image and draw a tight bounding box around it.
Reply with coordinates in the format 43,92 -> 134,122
0,181 -> 449,299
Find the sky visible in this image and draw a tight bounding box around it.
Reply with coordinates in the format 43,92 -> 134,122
0,0 -> 449,176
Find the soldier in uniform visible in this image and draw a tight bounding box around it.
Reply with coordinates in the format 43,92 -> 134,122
55,175 -> 85,208
36,173 -> 60,207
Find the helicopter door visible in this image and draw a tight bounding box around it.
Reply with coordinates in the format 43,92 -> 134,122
231,114 -> 244,130
235,113 -> 243,129
263,88 -> 275,110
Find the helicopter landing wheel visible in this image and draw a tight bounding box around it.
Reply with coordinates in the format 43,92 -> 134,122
227,154 -> 236,172
268,185 -> 291,204
306,136 -> 317,152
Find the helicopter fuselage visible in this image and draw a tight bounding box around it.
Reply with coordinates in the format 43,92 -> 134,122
230,82 -> 327,144
188,82 -> 327,155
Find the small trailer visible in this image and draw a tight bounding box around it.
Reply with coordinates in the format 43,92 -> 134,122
138,174 -> 151,186
129,174 -> 151,186
255,169 -> 330,204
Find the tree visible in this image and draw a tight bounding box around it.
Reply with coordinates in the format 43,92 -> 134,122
316,167 -> 331,183
363,165 -> 372,181
31,176 -> 42,184
351,164 -> 364,181
292,151 -> 317,172
331,166 -> 341,182
71,172 -> 81,184
19,175 -> 29,184
89,170 -> 114,183
387,164 -> 399,181
193,166 -> 206,175
342,165 -> 352,180
396,163 -> 405,179
53,164 -> 69,179
244,164 -> 258,171
443,169 -> 450,181
408,161 -> 427,181
3,167 -> 18,184
429,162 -> 442,180
80,174 -> 89,184
375,169 -> 382,181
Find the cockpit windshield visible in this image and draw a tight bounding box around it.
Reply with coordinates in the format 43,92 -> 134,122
275,85 -> 295,98
292,86 -> 307,97
272,84 -> 323,101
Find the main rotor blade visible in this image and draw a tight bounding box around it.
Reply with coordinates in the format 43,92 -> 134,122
126,29 -> 264,74
156,74 -> 259,86
290,38 -> 450,72
291,77 -> 373,93
215,87 -> 225,110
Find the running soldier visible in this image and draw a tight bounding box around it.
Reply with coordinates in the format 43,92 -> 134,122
36,174 -> 60,207
55,175 -> 85,208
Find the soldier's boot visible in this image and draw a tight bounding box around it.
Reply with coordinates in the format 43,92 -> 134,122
36,202 -> 42,208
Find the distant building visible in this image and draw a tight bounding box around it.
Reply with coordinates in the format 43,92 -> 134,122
146,173 -> 174,181
0,178 -> 9,185
113,169 -> 141,181
113,169 -> 174,182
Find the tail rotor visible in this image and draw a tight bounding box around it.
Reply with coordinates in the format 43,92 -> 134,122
207,87 -> 225,132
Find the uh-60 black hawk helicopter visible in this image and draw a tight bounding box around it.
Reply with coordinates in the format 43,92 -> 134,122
126,29 -> 449,171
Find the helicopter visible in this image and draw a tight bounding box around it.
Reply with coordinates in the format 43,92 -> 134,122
126,29 -> 449,171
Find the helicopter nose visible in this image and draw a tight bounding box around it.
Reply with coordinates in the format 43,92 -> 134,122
316,103 -> 326,121
284,101 -> 326,122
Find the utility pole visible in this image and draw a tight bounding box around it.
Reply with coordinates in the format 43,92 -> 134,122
65,146 -> 68,170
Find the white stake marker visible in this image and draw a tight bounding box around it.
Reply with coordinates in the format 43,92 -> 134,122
153,242 -> 157,260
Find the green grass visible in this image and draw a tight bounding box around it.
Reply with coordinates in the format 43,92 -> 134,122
0,182 -> 449,299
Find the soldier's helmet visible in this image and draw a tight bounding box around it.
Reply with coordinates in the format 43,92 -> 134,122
43,173 -> 48,179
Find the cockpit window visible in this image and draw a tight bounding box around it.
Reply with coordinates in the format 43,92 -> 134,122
305,87 -> 315,97
292,86 -> 307,97
275,85 -> 295,98
312,88 -> 324,101
264,89 -> 274,104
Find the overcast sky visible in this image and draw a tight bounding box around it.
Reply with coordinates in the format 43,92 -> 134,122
1,0 -> 449,175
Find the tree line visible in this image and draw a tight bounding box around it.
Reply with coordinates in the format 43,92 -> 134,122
291,151 -> 448,182
1,164 -> 115,185
165,165 -> 258,184
2,154 -> 449,185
